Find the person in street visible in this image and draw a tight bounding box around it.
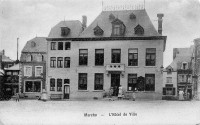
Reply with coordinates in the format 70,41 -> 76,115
15,93 -> 19,102
118,85 -> 123,100
179,89 -> 184,101
109,87 -> 113,98
132,88 -> 137,101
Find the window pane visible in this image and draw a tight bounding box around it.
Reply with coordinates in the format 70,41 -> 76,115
57,79 -> 62,91
58,42 -> 63,50
78,73 -> 87,90
50,78 -> 55,91
127,74 -> 137,91
79,49 -> 88,65
25,81 -> 33,92
112,49 -> 121,63
65,42 -> 71,50
146,48 -> 156,66
64,57 -> 70,68
94,73 -> 103,90
95,49 -> 104,66
145,74 -> 155,91
33,81 -> 41,92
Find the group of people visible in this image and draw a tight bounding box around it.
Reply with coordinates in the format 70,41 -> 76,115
109,85 -> 137,101
179,89 -> 190,101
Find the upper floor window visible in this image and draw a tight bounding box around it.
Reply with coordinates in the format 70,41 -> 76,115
57,57 -> 63,68
50,57 -> 56,68
65,42 -> 71,50
51,42 -> 56,50
24,66 -> 32,77
35,66 -> 43,77
64,57 -> 70,68
111,19 -> 125,36
166,77 -> 172,83
58,42 -> 63,50
182,62 -> 188,70
61,27 -> 70,36
128,49 -> 138,66
79,49 -> 88,66
134,24 -> 144,35
26,54 -> 33,62
95,49 -> 104,66
112,49 -> 121,63
146,48 -> 156,66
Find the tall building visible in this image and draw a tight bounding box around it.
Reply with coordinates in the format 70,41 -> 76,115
20,37 -> 47,98
163,47 -> 193,100
193,38 -> 200,100
46,9 -> 167,100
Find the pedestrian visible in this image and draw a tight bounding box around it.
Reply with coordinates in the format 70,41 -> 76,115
118,85 -> 123,100
15,93 -> 19,102
179,89 -> 184,101
132,88 -> 137,101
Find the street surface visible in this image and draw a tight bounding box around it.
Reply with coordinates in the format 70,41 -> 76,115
0,99 -> 200,125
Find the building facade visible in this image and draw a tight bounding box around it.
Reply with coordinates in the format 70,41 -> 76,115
20,37 -> 47,98
163,47 -> 193,100
46,9 -> 167,100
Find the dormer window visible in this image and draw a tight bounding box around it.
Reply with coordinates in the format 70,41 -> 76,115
130,13 -> 136,20
61,27 -> 70,36
93,25 -> 104,36
31,41 -> 36,48
111,18 -> 125,36
134,24 -> 144,35
109,13 -> 115,21
182,62 -> 188,70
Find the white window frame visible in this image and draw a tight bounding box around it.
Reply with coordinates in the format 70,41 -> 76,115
24,66 -> 32,77
35,66 -> 43,77
24,80 -> 42,93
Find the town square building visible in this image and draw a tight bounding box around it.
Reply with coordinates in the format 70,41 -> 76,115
46,9 -> 167,100
20,37 -> 47,98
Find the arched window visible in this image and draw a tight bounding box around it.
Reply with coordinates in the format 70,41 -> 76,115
134,24 -> 144,35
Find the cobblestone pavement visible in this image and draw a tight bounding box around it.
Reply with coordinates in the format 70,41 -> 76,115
0,99 -> 200,125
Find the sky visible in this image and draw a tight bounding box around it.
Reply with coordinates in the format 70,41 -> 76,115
0,0 -> 200,67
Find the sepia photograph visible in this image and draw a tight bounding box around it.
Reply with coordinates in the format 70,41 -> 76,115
0,0 -> 200,124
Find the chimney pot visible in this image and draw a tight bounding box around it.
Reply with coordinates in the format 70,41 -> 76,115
157,13 -> 164,35
2,49 -> 5,55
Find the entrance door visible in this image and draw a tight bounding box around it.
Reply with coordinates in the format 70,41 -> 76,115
64,85 -> 70,99
111,74 -> 120,96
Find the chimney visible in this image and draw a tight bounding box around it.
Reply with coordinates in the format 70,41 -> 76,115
82,15 -> 87,30
157,13 -> 164,35
2,49 -> 5,55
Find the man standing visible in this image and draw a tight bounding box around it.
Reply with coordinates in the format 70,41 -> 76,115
15,93 -> 19,102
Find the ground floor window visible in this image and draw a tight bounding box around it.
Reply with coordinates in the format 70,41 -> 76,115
94,73 -> 103,90
57,79 -> 62,91
145,74 -> 155,91
25,81 -> 41,92
78,73 -> 87,90
163,87 -> 175,95
127,74 -> 137,91
50,78 -> 55,91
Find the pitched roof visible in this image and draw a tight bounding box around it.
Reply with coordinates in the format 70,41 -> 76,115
80,9 -> 159,38
5,64 -> 19,71
48,20 -> 83,38
22,37 -> 47,53
165,47 -> 193,71
0,50 -> 14,62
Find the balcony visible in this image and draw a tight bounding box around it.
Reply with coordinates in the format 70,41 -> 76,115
106,64 -> 125,72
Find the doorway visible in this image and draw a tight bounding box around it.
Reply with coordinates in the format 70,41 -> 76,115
111,74 -> 120,96
63,85 -> 70,99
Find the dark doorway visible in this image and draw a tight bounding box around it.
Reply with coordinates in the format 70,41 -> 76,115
111,74 -> 120,96
64,85 -> 70,99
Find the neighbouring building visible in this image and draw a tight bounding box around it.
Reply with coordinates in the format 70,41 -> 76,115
46,9 -> 167,100
163,47 -> 193,100
193,38 -> 200,100
4,64 -> 19,96
20,37 -> 47,98
0,50 -> 15,69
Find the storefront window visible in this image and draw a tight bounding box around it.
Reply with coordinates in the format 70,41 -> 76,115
25,81 -> 41,92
